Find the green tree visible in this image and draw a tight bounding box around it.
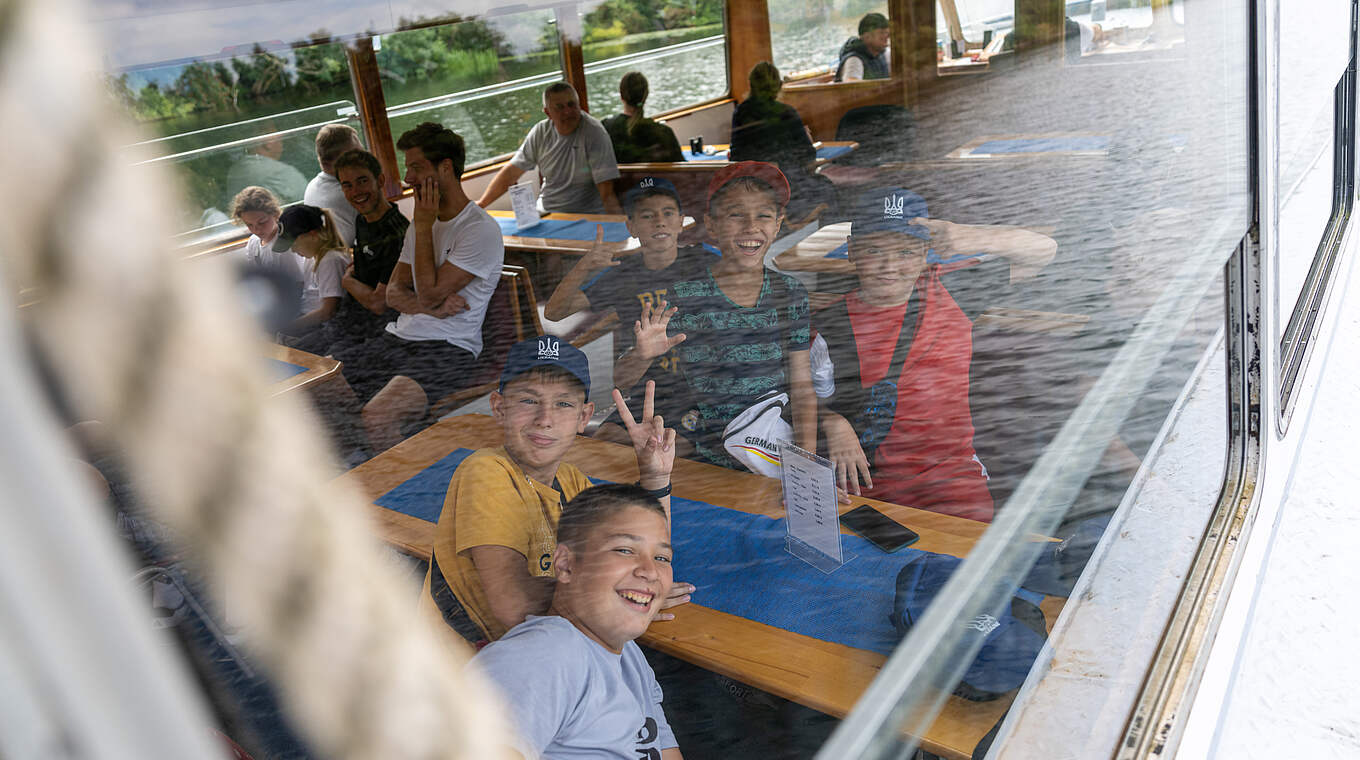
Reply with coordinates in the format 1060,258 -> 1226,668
293,42 -> 350,96
175,61 -> 235,113
231,46 -> 291,99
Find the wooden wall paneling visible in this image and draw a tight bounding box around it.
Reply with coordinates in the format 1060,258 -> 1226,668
346,36 -> 402,199
725,0 -> 774,103
555,6 -> 590,112
779,80 -> 899,140
894,0 -> 940,107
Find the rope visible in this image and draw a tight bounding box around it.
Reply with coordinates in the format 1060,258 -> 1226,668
4,0 -> 511,757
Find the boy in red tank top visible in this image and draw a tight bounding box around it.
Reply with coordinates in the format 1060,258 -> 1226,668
814,188 -> 1056,521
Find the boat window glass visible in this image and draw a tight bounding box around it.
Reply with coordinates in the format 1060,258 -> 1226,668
380,11 -> 565,173
814,0 -> 1249,755
579,0 -> 729,116
769,0 -> 889,80
1277,1 -> 1355,366
936,0 -> 1014,71
1062,0 -> 1185,62
109,40 -> 363,248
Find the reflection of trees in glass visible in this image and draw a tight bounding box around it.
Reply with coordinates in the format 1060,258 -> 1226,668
104,41 -> 335,133
583,0 -> 723,41
378,18 -> 508,88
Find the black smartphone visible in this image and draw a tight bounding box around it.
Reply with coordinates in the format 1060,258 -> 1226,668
840,504 -> 920,553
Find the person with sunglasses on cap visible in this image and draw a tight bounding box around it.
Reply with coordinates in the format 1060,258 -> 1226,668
273,203 -> 350,339
544,176 -> 715,450
420,335 -> 693,646
814,188 -> 1055,522
660,161 -> 818,472
834,12 -> 892,82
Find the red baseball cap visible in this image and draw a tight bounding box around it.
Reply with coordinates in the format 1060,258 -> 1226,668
705,161 -> 791,209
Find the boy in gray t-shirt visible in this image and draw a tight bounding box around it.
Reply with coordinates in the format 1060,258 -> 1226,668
472,484 -> 682,759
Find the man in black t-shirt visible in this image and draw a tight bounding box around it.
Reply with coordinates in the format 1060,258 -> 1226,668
296,149 -> 409,357
544,177 -> 715,444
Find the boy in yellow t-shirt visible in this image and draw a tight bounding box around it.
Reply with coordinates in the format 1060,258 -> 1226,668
421,335 -> 691,644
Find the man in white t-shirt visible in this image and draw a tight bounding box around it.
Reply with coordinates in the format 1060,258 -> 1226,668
335,122 -> 504,452
303,124 -> 363,248
476,82 -> 622,214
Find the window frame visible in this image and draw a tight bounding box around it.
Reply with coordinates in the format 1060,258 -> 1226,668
1277,0 -> 1358,430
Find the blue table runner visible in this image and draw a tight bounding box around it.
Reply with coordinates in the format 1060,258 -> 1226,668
681,144 -> 854,163
822,241 -> 985,266
970,136 -> 1110,155
372,447 -> 1046,656
265,358 -> 308,382
496,217 -> 632,243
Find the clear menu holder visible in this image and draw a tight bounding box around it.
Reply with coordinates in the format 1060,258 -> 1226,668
779,440 -> 854,574
509,181 -> 541,231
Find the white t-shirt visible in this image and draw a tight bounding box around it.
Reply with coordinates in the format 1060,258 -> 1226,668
299,249 -> 348,314
472,616 -> 678,760
243,233 -> 303,279
386,201 -> 504,355
510,113 -> 620,214
304,172 -> 357,249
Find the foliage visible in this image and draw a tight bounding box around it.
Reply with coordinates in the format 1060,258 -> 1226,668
377,19 -> 506,89
294,43 -> 350,96
582,0 -> 722,35
585,19 -> 629,43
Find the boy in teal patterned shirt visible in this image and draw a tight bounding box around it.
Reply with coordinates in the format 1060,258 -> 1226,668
653,162 -> 816,471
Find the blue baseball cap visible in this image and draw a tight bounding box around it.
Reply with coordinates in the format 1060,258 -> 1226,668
499,335 -> 591,397
891,553 -> 1047,699
623,176 -> 682,214
849,188 -> 931,240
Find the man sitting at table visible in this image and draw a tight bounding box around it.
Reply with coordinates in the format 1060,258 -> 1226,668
814,188 -> 1055,522
333,122 -> 503,453
543,176 -> 714,450
476,82 -> 623,214
834,12 -> 892,82
472,483 -> 683,759
420,335 -> 692,644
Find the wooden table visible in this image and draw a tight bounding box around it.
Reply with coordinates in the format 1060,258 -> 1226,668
264,343 -> 341,397
945,133 -> 1110,160
618,141 -> 860,176
774,221 -> 855,275
337,414 -> 1060,760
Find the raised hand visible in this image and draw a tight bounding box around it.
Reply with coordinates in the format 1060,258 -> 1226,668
578,224 -> 624,273
612,380 -> 675,488
633,299 -> 686,361
413,176 -> 440,227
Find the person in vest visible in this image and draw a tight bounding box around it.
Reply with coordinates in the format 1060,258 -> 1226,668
813,188 -> 1055,522
835,12 -> 892,82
